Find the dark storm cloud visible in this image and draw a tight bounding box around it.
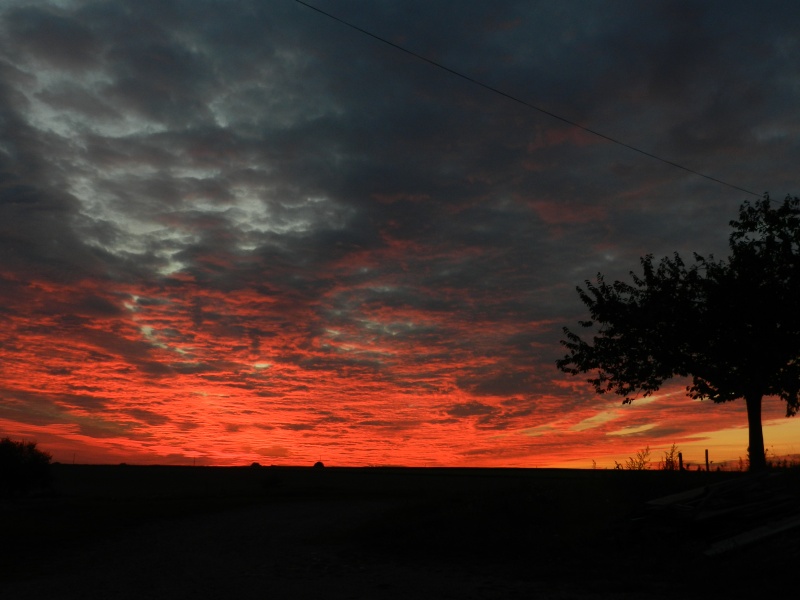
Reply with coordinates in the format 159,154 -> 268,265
36,83 -> 120,120
3,6 -> 100,72
125,408 -> 171,426
457,370 -> 533,397
3,0 -> 789,280
446,401 -> 498,418
0,390 -> 134,438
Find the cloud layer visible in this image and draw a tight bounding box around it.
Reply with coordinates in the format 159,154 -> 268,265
1,0 -> 798,466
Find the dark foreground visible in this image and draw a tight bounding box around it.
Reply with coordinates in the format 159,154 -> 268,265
2,465 -> 798,599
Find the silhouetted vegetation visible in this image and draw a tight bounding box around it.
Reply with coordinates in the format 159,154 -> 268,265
615,445 -> 651,470
0,437 -> 52,496
660,443 -> 680,471
558,194 -> 800,471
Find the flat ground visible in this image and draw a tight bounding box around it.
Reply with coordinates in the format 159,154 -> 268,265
2,465 -> 797,599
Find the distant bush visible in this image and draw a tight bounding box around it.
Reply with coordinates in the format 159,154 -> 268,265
0,438 -> 52,496
660,444 -> 680,471
614,445 -> 651,470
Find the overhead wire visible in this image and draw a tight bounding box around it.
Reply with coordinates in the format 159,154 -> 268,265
293,0 -> 760,198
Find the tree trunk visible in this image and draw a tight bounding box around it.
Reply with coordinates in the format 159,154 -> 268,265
745,393 -> 766,471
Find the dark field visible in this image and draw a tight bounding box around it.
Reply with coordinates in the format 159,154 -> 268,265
2,465 -> 798,599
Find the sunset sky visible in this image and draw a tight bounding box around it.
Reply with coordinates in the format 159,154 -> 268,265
1,0 -> 799,468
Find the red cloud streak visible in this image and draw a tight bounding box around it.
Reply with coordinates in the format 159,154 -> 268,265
2,270 -> 797,468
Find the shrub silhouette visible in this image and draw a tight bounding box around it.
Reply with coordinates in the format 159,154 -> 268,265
0,438 -> 52,496
614,445 -> 651,470
660,444 -> 680,471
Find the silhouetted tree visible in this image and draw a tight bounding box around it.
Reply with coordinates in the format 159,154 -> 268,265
0,437 -> 52,495
558,194 -> 800,471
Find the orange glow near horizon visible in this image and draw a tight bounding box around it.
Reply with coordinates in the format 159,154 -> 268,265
3,273 -> 799,469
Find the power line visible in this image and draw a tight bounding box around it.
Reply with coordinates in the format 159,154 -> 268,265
293,0 -> 760,198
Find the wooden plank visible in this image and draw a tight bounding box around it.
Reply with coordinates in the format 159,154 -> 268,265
704,513 -> 800,556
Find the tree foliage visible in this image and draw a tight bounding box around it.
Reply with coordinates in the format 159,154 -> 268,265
557,195 -> 800,471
